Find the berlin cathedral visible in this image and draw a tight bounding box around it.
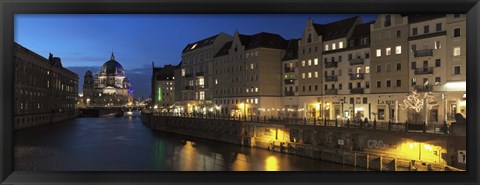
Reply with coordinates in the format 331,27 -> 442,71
82,52 -> 133,107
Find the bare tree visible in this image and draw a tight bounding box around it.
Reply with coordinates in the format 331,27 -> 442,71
400,90 -> 437,124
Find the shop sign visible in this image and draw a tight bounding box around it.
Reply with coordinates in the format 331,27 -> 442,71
377,100 -> 396,105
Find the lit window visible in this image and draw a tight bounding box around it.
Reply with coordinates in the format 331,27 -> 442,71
314,58 -> 318,65
255,87 -> 258,92
191,43 -> 198,49
376,49 -> 381,57
315,71 -> 318,78
308,60 -> 312,66
250,63 -> 254,69
215,79 -> 218,84
325,44 -> 329,51
365,66 -> 370,74
386,47 -> 391,56
302,60 -> 305,67
199,91 -> 205,100
453,47 -> 461,56
302,73 -> 305,79
246,88 -> 249,93
395,46 -> 402,54
332,43 -> 336,50
181,69 -> 185,76
255,98 -> 258,104
308,72 -> 312,78
339,42 -> 344,49
435,41 -> 441,49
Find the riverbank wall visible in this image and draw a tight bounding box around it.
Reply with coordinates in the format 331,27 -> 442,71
141,114 -> 465,171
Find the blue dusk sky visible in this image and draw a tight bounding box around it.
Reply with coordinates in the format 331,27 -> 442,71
15,14 -> 377,99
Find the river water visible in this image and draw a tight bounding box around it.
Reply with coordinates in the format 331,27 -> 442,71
14,116 -> 363,171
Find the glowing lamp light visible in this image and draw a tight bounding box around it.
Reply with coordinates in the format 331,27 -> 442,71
154,105 -> 158,109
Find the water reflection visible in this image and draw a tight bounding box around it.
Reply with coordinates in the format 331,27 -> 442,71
15,117 -> 364,171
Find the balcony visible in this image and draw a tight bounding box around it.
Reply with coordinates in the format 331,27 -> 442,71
349,73 -> 365,80
413,49 -> 433,58
184,85 -> 194,90
325,89 -> 338,95
349,58 -> 364,65
324,62 -> 338,68
414,67 -> 434,75
350,88 -> 364,94
325,75 -> 338,82
413,85 -> 433,92
196,85 -> 205,89
185,74 -> 193,78
196,72 -> 204,76
284,79 -> 296,85
284,91 -> 295,96
284,67 -> 295,73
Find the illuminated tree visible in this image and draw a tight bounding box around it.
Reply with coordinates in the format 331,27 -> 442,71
400,90 -> 437,124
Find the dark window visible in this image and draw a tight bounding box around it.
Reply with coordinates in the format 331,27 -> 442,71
396,80 -> 401,87
315,85 -> 318,91
331,84 -> 335,89
454,66 -> 461,75
315,46 -> 318,52
411,44 -> 416,52
357,82 -> 361,88
435,77 -> 441,84
296,86 -> 298,92
339,84 -> 343,90
363,97 -> 368,104
303,86 -> 305,91
454,28 -> 461,37
411,62 -> 416,69
384,15 -> 391,27
386,80 -> 391,87
435,59 -> 441,67
324,84 -> 328,90
307,34 -> 312,43
396,63 -> 401,71
338,56 -> 342,62
302,49 -> 305,54
424,25 -> 429,34
309,85 -> 311,91
378,109 -> 385,120
376,65 -> 382,72
348,54 -> 353,60
436,23 -> 442,31
454,14 -> 460,18
324,58 -> 327,62
396,30 -> 401,38
366,82 -> 370,88
377,81 -> 381,88
412,28 -> 418,36
350,40 -> 355,47
309,47 -> 312,53
365,52 -> 370,58
350,98 -> 354,104
349,83 -> 352,89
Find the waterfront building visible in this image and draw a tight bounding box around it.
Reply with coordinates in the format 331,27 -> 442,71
176,33 -> 232,114
170,14 -> 466,125
212,32 -> 288,117
82,52 -> 133,107
151,63 -> 178,111
14,43 -> 79,130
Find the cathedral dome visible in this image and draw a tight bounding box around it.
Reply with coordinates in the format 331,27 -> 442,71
100,52 -> 125,76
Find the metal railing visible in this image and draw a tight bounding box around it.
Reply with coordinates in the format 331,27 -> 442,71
148,111 -> 451,135
324,89 -> 338,95
284,67 -> 295,73
413,85 -> 433,92
349,73 -> 365,80
414,67 -> 434,75
284,79 -> 295,84
413,49 -> 434,58
325,62 -> 338,68
350,88 -> 364,94
349,58 -> 365,65
325,75 -> 338,82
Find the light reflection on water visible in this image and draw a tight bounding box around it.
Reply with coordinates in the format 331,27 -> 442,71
15,117 -> 364,171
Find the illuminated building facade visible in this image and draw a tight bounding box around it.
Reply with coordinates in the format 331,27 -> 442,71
14,43 -> 79,130
82,52 -> 133,107
172,14 -> 466,125
152,63 -> 177,110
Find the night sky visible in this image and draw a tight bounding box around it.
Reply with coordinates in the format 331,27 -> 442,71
15,14 -> 377,99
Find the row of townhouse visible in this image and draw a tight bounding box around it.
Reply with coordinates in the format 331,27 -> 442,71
170,14 -> 466,124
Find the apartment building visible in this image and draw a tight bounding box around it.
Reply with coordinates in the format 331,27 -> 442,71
177,33 -> 232,114
151,63 -> 178,110
281,39 -> 300,118
212,32 -> 287,117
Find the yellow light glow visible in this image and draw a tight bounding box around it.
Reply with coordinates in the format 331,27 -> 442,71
265,156 -> 279,171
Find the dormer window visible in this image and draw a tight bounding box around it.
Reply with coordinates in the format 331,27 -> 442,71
191,43 -> 198,49
384,15 -> 391,27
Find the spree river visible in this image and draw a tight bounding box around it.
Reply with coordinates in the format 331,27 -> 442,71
14,116 -> 363,171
